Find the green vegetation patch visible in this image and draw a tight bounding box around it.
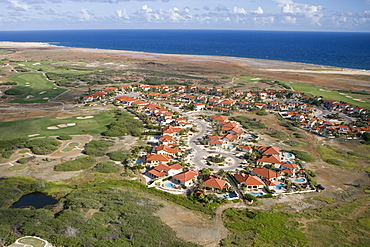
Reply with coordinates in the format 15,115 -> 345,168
0,185 -> 197,247
61,147 -> 73,152
283,140 -> 306,147
289,149 -> 315,162
267,131 -> 290,140
18,149 -> 30,154
8,72 -> 67,103
102,110 -> 143,137
107,150 -> 132,162
8,165 -> 28,171
231,116 -> 266,129
222,208 -> 308,247
68,142 -> 79,147
84,140 -> 114,156
0,112 -> 114,140
318,145 -> 363,171
278,80 -> 370,109
54,156 -> 96,171
94,161 -> 120,173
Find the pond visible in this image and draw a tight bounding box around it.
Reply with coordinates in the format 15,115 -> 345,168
11,192 -> 58,209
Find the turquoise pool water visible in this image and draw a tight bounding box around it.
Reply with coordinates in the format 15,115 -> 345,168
294,178 -> 306,183
222,193 -> 238,199
249,192 -> 263,196
286,153 -> 294,158
276,183 -> 284,189
136,158 -> 142,164
165,183 -> 177,189
228,145 -> 235,148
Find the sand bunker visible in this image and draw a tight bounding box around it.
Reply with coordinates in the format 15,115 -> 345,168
28,134 -> 40,137
26,95 -> 34,98
39,91 -> 46,94
67,123 -> 76,126
250,78 -> 261,80
57,124 -> 68,128
346,95 -> 353,98
43,97 -> 49,100
77,116 -> 94,119
47,126 -> 59,130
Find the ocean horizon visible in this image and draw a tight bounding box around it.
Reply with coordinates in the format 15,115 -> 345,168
1,29 -> 369,71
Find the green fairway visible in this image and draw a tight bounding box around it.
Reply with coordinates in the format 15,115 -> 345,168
279,81 -> 370,109
8,72 -> 67,103
0,112 -> 114,140
8,165 -> 28,171
236,76 -> 267,83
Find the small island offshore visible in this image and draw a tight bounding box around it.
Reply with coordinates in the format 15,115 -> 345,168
0,42 -> 369,247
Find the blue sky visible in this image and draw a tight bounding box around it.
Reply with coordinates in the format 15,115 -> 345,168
0,0 -> 369,31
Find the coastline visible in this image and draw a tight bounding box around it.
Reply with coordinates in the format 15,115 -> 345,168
1,41 -> 370,76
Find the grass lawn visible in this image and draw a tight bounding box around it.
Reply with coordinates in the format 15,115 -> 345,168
68,142 -> 80,146
18,237 -> 46,247
278,81 -> 370,109
0,50 -> 9,54
62,147 -> 73,152
8,165 -> 28,171
236,76 -> 267,83
18,149 -> 30,154
8,72 -> 67,103
0,112 -> 114,140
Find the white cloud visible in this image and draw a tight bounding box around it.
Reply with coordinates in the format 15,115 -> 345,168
80,8 -> 92,21
273,0 -> 293,5
282,15 -> 296,24
233,7 -> 247,15
251,7 -> 264,15
8,0 -> 30,11
116,9 -> 129,19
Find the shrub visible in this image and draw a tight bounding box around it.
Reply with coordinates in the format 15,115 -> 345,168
57,135 -> 72,140
107,150 -> 131,162
26,138 -> 61,155
17,157 -> 28,164
55,156 -> 96,171
4,88 -> 23,95
289,150 -> 315,162
84,140 -> 113,156
94,161 -> 120,173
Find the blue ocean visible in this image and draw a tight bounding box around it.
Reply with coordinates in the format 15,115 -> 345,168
0,29 -> 369,70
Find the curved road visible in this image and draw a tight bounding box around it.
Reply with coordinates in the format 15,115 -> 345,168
188,116 -> 242,171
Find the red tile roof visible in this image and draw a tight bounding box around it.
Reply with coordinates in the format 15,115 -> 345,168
173,170 -> 198,182
204,175 -> 229,189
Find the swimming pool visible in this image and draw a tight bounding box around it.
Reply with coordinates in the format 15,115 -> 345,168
286,153 -> 294,158
222,193 -> 238,199
136,158 -> 142,164
276,183 -> 284,190
248,192 -> 263,196
228,145 -> 235,148
165,183 -> 177,189
294,178 -> 306,183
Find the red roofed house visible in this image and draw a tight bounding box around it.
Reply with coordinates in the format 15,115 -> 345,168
237,145 -> 253,154
156,144 -> 181,156
203,175 -> 229,191
257,155 -> 281,168
258,146 -> 280,156
234,174 -> 265,190
145,154 -> 171,164
171,170 -> 198,187
146,163 -> 183,179
251,167 -> 282,181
